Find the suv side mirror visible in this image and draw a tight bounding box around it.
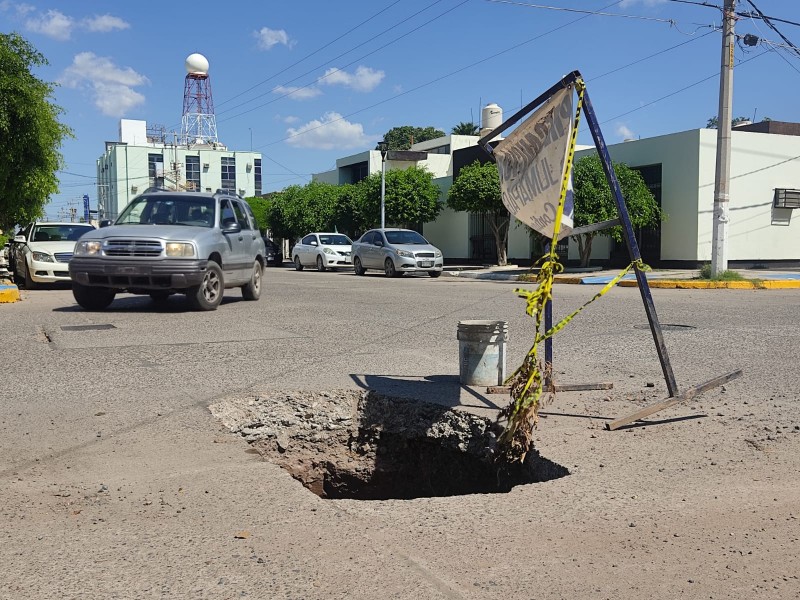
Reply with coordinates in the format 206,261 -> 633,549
310,241 -> 318,246
99,219 -> 113,228
14,235 -> 25,243
223,221 -> 241,234
374,240 -> 383,247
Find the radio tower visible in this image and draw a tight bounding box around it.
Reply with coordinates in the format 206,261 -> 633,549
180,53 -> 218,145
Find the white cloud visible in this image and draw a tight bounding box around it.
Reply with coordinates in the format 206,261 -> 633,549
83,14 -> 130,32
0,2 -> 35,17
615,123 -> 636,140
273,85 -> 321,100
286,112 -> 371,150
320,66 -> 384,92
60,52 -> 148,117
283,115 -> 299,124
254,27 -> 293,50
25,9 -> 73,40
12,5 -> 129,39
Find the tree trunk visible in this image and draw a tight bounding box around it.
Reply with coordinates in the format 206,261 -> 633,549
577,234 -> 594,267
487,211 -> 510,266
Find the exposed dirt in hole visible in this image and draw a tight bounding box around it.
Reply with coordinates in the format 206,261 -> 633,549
210,390 -> 568,500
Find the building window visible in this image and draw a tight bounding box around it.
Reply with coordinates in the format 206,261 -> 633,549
427,144 -> 450,154
148,153 -> 164,188
185,156 -> 201,191
254,158 -> 262,196
345,161 -> 368,184
221,156 -> 236,191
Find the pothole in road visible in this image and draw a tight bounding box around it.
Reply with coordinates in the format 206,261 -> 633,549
210,390 -> 568,500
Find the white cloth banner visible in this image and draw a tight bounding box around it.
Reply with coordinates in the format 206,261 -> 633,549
494,86 -> 574,240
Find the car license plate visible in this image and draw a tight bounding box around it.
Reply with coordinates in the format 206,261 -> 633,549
116,265 -> 140,275
419,261 -> 433,268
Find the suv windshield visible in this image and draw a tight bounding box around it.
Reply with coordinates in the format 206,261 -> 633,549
32,224 -> 94,242
385,230 -> 428,245
116,194 -> 216,227
319,234 -> 352,246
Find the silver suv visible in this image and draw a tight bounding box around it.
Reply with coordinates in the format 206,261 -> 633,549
69,189 -> 265,310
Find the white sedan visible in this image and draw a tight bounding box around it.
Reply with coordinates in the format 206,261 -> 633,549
291,232 -> 353,272
12,222 -> 95,288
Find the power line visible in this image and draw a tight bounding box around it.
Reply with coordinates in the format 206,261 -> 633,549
590,28 -> 716,81
484,0 -> 679,24
596,50 -> 768,127
253,1 -> 626,149
742,0 -> 800,58
216,0 -> 404,109
218,0 -> 471,123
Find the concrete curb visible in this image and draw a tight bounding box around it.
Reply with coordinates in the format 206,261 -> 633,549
0,281 -> 20,303
445,271 -> 800,289
618,279 -> 800,290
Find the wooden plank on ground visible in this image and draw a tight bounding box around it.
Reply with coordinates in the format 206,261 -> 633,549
605,369 -> 743,431
486,382 -> 613,394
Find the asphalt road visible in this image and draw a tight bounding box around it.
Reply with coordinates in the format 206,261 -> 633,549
1,267 -> 798,599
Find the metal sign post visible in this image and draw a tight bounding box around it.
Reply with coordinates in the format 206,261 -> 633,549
479,70 -> 741,430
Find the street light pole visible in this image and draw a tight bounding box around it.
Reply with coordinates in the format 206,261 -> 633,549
379,141 -> 388,229
711,0 -> 736,275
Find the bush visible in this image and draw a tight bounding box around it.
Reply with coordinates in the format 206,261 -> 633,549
699,264 -> 745,281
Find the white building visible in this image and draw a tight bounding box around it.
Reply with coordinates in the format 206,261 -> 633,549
313,122 -> 800,267
96,119 -> 262,220
573,123 -> 800,268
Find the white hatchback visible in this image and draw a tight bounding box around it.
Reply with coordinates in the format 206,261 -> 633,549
291,232 -> 353,272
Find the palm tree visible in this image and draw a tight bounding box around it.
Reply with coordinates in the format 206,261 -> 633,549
451,121 -> 479,135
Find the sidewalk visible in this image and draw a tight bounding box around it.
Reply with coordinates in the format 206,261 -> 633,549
442,264 -> 800,288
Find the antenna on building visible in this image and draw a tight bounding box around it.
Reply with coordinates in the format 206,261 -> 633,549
180,53 -> 218,146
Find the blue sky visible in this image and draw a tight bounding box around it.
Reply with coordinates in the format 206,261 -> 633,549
2,0 -> 800,219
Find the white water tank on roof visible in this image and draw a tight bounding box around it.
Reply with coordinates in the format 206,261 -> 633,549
481,103 -> 503,132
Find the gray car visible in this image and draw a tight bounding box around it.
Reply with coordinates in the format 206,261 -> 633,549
351,228 -> 443,278
69,188 -> 265,311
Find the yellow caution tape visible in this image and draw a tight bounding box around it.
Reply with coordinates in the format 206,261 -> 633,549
499,80 -> 642,460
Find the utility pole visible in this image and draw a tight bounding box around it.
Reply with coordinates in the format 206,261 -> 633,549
711,0 -> 736,275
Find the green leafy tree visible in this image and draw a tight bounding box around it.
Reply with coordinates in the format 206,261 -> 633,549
379,126 -> 445,151
357,166 -> 442,229
0,33 -> 72,232
244,195 -> 273,232
267,181 -> 340,241
447,160 -> 509,265
571,154 -> 662,267
332,183 -> 363,238
451,122 -> 479,136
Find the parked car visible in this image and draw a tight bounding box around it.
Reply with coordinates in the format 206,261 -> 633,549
11,221 -> 96,288
0,241 -> 11,275
291,232 -> 353,271
262,236 -> 284,267
68,188 -> 265,311
351,229 -> 443,278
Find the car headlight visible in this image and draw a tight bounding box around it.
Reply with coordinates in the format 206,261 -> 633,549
32,251 -> 55,263
165,242 -> 195,257
396,249 -> 414,258
435,249 -> 443,258
74,240 -> 102,256
323,247 -> 336,255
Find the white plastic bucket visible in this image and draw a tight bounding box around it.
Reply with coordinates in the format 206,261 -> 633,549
457,320 -> 508,386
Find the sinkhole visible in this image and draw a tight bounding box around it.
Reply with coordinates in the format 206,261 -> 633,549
211,390 -> 568,501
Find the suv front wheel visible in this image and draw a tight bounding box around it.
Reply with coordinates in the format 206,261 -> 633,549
72,282 -> 116,310
187,261 -> 224,310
